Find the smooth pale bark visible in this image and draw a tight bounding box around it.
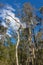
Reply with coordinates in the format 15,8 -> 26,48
16,31 -> 20,65
28,20 -> 35,65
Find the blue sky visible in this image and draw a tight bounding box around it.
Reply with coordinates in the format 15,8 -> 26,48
0,0 -> 43,44
0,0 -> 43,17
0,0 -> 43,9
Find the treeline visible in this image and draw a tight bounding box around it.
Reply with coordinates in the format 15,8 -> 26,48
0,2 -> 43,65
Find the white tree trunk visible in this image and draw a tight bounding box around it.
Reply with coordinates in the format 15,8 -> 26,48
16,31 -> 20,65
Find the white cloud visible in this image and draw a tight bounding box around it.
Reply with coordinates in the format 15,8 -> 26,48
0,4 -> 27,38
1,21 -> 8,27
0,4 -> 21,37
6,4 -> 15,11
0,4 -> 15,19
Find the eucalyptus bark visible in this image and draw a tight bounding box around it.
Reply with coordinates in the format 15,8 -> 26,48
16,31 -> 20,65
28,21 -> 35,65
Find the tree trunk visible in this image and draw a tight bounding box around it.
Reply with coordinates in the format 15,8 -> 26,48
16,31 -> 20,65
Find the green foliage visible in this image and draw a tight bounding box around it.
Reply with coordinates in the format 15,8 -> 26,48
0,37 -> 16,65
0,2 -> 43,65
